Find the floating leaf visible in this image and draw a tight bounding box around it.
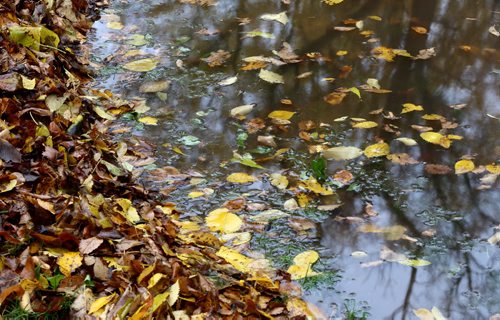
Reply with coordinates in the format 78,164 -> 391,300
323,146 -> 363,161
324,92 -> 347,105
259,69 -> 284,84
323,0 -> 344,4
260,12 -> 288,25
249,209 -> 290,223
287,250 -> 320,280
364,142 -> 390,158
398,259 -> 431,267
402,103 -> 424,113
268,110 -> 295,120
348,87 -> 361,99
413,308 -> 434,320
218,76 -> 238,86
206,208 -> 242,233
127,34 -> 147,46
138,116 -> 158,125
431,306 -> 447,320
123,58 -> 158,72
352,121 -> 377,128
178,135 -> 200,146
242,30 -> 275,39
412,26 -> 428,34
486,164 -> 500,174
139,80 -> 170,93
299,177 -> 334,195
216,246 -> 254,273
107,21 -> 124,30
420,132 -> 451,148
395,137 -> 418,146
226,172 -> 257,184
230,104 -> 254,117
57,252 -> 83,277
454,159 -> 475,174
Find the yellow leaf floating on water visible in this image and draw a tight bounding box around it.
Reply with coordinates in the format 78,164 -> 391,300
413,308 -> 434,320
323,146 -> 363,161
486,164 -> 500,174
226,172 -> 257,184
398,259 -> 432,267
259,69 -> 284,84
336,50 -> 348,56
138,116 -> 158,125
422,113 -> 444,121
123,58 -> 158,72
216,246 -> 254,273
188,191 -> 205,198
401,103 -> 424,113
106,21 -> 124,30
364,142 -> 390,158
268,110 -> 296,120
57,252 -> 82,276
205,208 -> 242,233
287,250 -> 320,280
396,137 -> 418,146
352,121 -> 378,129
323,0 -> 344,4
89,293 -> 116,314
299,177 -> 334,195
420,132 -> 451,148
454,159 -> 475,174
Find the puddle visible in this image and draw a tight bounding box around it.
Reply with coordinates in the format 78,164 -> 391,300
88,0 -> 500,318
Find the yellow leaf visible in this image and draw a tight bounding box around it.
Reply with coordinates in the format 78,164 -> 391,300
259,69 -> 284,84
205,208 -> 242,233
287,250 -> 320,280
396,137 -> 418,146
372,46 -> 396,61
420,132 -> 451,148
152,289 -> 169,313
226,172 -> 257,184
402,103 -> 424,113
422,113 -> 444,121
0,175 -> 17,193
167,280 -> 180,306
323,0 -> 344,4
268,110 -> 296,120
123,58 -> 158,72
368,15 -> 382,21
352,121 -> 378,129
412,26 -> 428,34
446,134 -> 463,141
115,198 -> 141,224
299,177 -> 334,195
188,191 -> 205,198
413,308 -> 434,320
270,173 -> 289,189
57,252 -> 82,277
107,21 -> 124,30
138,116 -> 158,125
148,273 -> 166,289
137,264 -> 155,284
455,159 -> 475,174
486,164 -> 500,174
364,142 -> 390,157
216,246 -> 254,273
21,75 -> 36,90
431,306 -> 447,320
89,293 -> 116,314
336,50 -> 348,56
323,146 -> 363,160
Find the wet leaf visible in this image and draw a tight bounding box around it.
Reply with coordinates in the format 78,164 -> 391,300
216,246 -> 254,273
324,92 -> 347,105
230,104 -> 254,117
218,76 -> 238,86
270,173 -> 289,189
398,259 -> 431,267
454,159 -> 475,174
412,26 -> 428,34
396,137 -> 418,146
413,308 -> 434,320
323,0 -> 344,4
57,252 -> 83,276
402,103 -> 424,113
431,306 -> 447,320
287,250 -> 320,280
364,142 -> 390,158
226,172 -> 257,184
178,135 -> 200,146
487,232 -> 500,245
139,80 -> 170,93
489,25 -> 500,37
259,69 -> 284,84
299,177 -> 334,195
242,30 -> 275,39
203,50 -> 231,67
260,12 -> 288,25
205,208 -> 243,233
486,164 -> 500,174
138,116 -> 158,125
420,132 -> 451,148
268,110 -> 295,120
123,58 -> 158,72
107,21 -> 124,30
249,209 -> 290,223
348,87 -> 361,99
324,146 -> 363,161
352,121 -> 378,128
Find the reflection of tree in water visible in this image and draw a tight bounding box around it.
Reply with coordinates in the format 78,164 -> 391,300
95,0 -> 499,318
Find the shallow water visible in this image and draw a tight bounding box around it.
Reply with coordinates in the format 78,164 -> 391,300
89,0 -> 500,318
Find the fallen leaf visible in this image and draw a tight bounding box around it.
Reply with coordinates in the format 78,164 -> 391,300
123,58 -> 158,72
260,12 -> 288,25
139,80 -> 170,93
259,69 -> 284,84
226,172 -> 257,184
89,293 -> 116,314
138,116 -> 158,125
57,252 -> 83,276
324,146 -> 363,161
268,110 -> 295,120
413,308 -> 434,320
203,50 -> 231,67
205,208 -> 242,233
411,26 -> 428,34
287,250 -> 320,280
402,103 -> 424,113
364,142 -> 390,158
216,246 -> 254,273
218,76 -> 238,86
352,121 -> 378,129
455,159 -> 475,174
324,92 -> 347,105
420,132 -> 451,148
230,104 -> 254,117
79,237 -> 104,255
396,137 -> 418,146
398,259 -> 432,267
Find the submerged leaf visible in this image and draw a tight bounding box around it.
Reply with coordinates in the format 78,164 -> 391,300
259,69 -> 284,84
123,58 -> 158,72
260,12 -> 289,25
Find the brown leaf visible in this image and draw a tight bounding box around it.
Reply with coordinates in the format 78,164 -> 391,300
425,164 -> 452,175
203,50 -> 231,67
79,237 -> 104,255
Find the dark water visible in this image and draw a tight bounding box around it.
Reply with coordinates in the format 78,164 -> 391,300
89,0 -> 500,319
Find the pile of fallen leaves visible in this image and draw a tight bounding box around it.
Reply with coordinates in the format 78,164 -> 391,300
0,1 -> 311,318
